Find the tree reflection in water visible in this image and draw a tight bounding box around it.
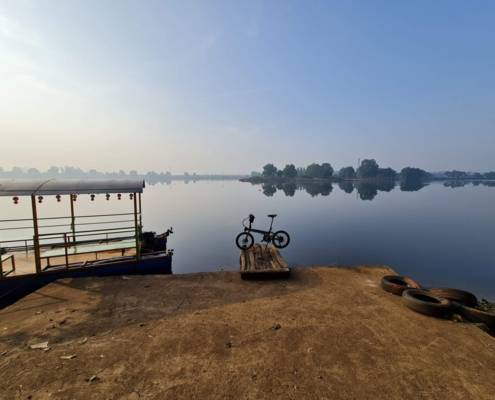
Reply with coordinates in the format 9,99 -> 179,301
338,181 -> 354,194
250,178 -> 495,199
355,182 -> 379,200
262,184 -> 277,197
256,179 -> 434,200
281,183 -> 297,197
303,182 -> 333,197
400,180 -> 428,192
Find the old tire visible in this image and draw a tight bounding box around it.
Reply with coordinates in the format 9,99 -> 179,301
402,289 -> 452,318
381,275 -> 422,296
426,288 -> 478,308
460,306 -> 495,330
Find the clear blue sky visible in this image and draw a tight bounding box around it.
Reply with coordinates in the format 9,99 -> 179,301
1,0 -> 494,173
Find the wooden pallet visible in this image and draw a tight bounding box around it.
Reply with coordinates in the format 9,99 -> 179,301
240,244 -> 290,279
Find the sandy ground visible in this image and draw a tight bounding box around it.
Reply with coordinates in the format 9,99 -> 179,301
1,266 -> 494,400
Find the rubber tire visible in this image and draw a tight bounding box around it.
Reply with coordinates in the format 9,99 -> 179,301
426,288 -> 478,308
381,275 -> 422,296
402,289 -> 453,319
460,306 -> 495,330
235,232 -> 254,250
272,230 -> 290,249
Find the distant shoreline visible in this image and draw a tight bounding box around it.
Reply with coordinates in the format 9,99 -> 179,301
240,176 -> 495,184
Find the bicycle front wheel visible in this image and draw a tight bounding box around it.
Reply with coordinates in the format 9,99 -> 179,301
272,230 -> 290,249
235,232 -> 254,250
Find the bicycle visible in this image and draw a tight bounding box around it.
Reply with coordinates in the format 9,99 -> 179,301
235,214 -> 290,250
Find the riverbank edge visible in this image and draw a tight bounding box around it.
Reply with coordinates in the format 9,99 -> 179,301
1,265 -> 494,399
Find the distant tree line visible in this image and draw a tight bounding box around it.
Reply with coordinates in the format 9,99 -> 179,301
255,160 -> 495,183
261,163 -> 335,179
257,160 -> 424,181
0,166 -> 246,182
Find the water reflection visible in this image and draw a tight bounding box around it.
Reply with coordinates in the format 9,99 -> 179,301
278,183 -> 296,197
444,181 -> 467,188
443,180 -> 495,189
254,179 -> 434,200
400,180 -> 428,192
304,182 -> 333,197
262,184 -> 277,197
145,176 -> 243,185
338,181 -> 354,194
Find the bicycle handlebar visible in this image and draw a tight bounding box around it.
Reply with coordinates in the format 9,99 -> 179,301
242,214 -> 256,229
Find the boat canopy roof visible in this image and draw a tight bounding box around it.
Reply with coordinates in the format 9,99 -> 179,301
0,179 -> 145,197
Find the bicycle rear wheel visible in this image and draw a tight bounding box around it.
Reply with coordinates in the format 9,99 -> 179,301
272,230 -> 290,248
236,232 -> 254,250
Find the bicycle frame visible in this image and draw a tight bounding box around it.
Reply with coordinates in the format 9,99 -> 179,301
243,217 -> 275,238
245,227 -> 271,235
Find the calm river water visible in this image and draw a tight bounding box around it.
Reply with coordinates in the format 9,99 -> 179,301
138,179 -> 495,300
1,179 -> 494,300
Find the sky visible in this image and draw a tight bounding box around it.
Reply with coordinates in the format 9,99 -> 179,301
1,0 -> 494,174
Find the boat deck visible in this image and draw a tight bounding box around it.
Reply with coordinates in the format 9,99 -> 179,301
1,244 -> 137,278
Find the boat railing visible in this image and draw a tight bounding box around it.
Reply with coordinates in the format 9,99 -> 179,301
0,212 -> 138,252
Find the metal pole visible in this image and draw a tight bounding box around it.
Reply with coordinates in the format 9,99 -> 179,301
64,233 -> 69,269
0,243 -> 3,279
133,193 -> 140,261
138,192 -> 142,229
70,194 -> 76,244
31,195 -> 42,274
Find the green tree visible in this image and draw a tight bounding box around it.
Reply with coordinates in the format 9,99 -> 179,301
400,167 -> 430,182
339,166 -> 356,179
376,167 -> 397,180
283,164 -> 297,178
445,170 -> 468,180
306,163 -> 333,179
356,159 -> 379,179
47,166 -> 60,176
305,163 -> 320,178
321,163 -> 334,178
262,163 -> 278,177
11,167 -> 23,177
27,168 -> 40,177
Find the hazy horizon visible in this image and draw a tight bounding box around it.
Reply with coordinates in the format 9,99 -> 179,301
1,1 -> 494,173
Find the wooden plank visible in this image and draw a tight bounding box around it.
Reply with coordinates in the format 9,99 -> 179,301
240,244 -> 290,279
248,249 -> 255,270
240,251 -> 246,272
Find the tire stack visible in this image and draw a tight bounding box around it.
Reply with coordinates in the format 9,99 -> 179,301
380,275 -> 495,333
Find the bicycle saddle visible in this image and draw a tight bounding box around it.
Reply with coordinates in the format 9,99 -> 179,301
267,214 -> 277,218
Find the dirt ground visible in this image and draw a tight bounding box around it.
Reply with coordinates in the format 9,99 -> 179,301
1,266 -> 494,400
